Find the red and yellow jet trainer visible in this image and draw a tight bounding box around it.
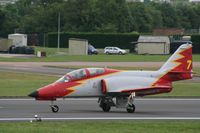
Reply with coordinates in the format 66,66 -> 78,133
29,44 -> 192,113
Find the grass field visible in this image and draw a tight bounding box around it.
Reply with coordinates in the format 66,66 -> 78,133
0,47 -> 200,62
0,121 -> 199,133
0,71 -> 199,97
0,54 -> 200,62
0,71 -> 57,96
157,82 -> 200,97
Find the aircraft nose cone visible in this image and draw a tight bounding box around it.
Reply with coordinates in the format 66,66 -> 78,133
28,91 -> 39,98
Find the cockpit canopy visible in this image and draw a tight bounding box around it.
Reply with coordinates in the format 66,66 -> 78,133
56,68 -> 105,83
87,68 -> 105,76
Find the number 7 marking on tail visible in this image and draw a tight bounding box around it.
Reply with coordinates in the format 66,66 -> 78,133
187,60 -> 192,70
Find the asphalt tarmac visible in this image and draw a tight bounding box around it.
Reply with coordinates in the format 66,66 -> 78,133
0,98 -> 200,121
0,63 -> 72,76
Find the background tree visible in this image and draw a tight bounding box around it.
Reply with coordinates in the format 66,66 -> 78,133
0,4 -> 19,37
0,9 -> 6,36
0,0 -> 200,36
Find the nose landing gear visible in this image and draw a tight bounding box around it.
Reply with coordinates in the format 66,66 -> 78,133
50,105 -> 59,113
50,101 -> 59,113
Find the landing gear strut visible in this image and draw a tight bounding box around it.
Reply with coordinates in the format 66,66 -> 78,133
126,92 -> 136,113
50,101 -> 59,113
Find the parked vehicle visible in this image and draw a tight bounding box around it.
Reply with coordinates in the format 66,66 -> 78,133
88,44 -> 98,55
104,47 -> 126,55
9,45 -> 35,54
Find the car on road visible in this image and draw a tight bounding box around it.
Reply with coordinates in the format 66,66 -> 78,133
104,47 -> 126,55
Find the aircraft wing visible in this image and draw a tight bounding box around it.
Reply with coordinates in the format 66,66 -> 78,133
101,77 -> 172,96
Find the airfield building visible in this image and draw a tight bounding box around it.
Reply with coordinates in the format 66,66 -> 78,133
137,36 -> 170,55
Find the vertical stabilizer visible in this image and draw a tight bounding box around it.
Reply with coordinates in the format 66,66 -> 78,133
158,43 -> 192,81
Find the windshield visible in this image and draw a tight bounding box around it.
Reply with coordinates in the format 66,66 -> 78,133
56,76 -> 70,83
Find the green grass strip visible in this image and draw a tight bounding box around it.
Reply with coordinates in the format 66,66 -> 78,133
0,121 -> 199,133
0,71 -> 57,96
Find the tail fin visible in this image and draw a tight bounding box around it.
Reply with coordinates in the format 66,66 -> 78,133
159,43 -> 192,81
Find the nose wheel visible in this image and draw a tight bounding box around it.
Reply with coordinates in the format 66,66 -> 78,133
50,105 -> 59,113
50,101 -> 59,113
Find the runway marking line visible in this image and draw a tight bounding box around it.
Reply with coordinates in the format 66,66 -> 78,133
0,117 -> 200,121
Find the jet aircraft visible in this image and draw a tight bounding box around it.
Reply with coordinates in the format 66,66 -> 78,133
29,44 -> 192,113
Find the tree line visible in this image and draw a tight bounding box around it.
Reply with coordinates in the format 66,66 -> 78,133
0,0 -> 200,37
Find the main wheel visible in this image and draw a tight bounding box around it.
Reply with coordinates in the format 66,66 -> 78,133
101,103 -> 111,112
51,105 -> 59,113
126,104 -> 135,113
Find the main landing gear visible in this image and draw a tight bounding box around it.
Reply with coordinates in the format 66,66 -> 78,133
99,92 -> 136,113
126,93 -> 136,113
99,97 -> 114,112
50,101 -> 59,113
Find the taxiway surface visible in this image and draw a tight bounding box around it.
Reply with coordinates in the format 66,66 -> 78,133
0,98 -> 200,121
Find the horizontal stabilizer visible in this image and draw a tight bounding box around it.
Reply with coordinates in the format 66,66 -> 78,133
168,71 -> 193,74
